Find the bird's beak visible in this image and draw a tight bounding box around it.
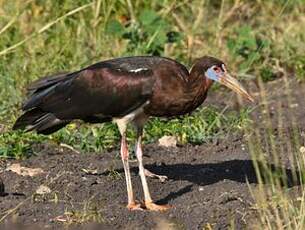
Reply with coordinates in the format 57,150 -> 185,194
218,73 -> 254,102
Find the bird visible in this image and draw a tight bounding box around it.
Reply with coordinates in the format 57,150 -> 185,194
13,55 -> 254,211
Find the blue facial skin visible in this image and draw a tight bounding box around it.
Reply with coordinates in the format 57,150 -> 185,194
206,68 -> 221,82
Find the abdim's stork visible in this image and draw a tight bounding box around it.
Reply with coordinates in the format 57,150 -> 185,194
13,56 -> 253,211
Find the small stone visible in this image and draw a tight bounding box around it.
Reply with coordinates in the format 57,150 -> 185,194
36,185 -> 51,195
300,146 -> 305,154
199,186 -> 204,191
7,163 -> 44,177
158,136 -> 177,147
290,103 -> 299,108
81,168 -> 98,175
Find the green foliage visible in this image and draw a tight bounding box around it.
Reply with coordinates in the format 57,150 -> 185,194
260,66 -> 277,82
51,123 -> 120,153
105,20 -> 124,37
0,131 -> 46,159
227,26 -> 270,73
0,107 -> 250,158
294,55 -> 305,81
105,9 -> 182,55
0,1 -> 305,159
145,107 -> 251,145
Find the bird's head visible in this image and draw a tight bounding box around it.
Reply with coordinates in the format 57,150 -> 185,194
197,56 -> 254,102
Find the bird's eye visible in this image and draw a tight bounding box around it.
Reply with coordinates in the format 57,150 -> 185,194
213,66 -> 221,73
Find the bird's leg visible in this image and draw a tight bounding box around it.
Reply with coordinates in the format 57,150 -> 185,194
120,133 -> 142,211
135,128 -> 170,211
143,168 -> 168,183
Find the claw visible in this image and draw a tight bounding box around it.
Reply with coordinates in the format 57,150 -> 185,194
145,201 -> 171,212
144,169 -> 168,182
127,202 -> 144,211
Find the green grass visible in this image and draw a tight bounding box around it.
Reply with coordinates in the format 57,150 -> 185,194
0,106 -> 250,158
0,0 -> 261,158
246,105 -> 305,228
0,0 -> 304,159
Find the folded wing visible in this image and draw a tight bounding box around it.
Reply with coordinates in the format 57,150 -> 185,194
13,61 -> 156,134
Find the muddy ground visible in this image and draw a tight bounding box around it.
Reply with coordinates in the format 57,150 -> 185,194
0,78 -> 304,229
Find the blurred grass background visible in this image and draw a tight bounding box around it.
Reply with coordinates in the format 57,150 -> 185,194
0,0 -> 304,158
0,0 -> 305,228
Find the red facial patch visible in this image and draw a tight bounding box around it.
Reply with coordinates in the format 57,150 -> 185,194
213,66 -> 221,73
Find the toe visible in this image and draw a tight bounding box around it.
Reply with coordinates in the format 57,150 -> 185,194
145,202 -> 171,211
158,175 -> 168,182
127,202 -> 144,211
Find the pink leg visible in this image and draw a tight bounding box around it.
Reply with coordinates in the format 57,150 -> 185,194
136,130 -> 171,211
120,134 -> 142,211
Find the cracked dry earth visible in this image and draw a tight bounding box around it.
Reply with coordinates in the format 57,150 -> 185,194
0,78 -> 304,229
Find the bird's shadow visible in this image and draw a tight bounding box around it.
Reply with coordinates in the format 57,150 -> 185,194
103,159 -> 300,204
143,160 -> 299,186
146,160 -> 301,204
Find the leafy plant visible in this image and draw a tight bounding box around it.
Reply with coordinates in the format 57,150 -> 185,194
260,66 -> 277,82
294,55 -> 305,82
145,107 -> 251,145
0,131 -> 46,159
227,26 -> 269,73
105,9 -> 182,55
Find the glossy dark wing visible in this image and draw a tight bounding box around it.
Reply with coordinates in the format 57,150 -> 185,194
14,58 -> 157,134
23,67 -> 155,119
28,72 -> 69,91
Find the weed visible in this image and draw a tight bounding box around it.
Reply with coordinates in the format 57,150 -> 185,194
57,200 -> 104,225
0,131 -> 46,159
105,8 -> 182,55
294,55 -> 305,82
106,165 -> 122,181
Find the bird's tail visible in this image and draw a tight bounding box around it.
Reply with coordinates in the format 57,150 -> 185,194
13,72 -> 75,135
13,107 -> 70,135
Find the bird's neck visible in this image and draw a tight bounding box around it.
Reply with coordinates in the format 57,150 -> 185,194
188,66 -> 213,91
183,66 -> 214,112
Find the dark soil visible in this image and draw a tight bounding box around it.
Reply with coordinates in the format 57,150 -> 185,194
0,78 -> 304,229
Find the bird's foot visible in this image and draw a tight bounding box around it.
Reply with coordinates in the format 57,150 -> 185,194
144,201 -> 171,212
127,202 -> 143,211
144,169 -> 168,182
